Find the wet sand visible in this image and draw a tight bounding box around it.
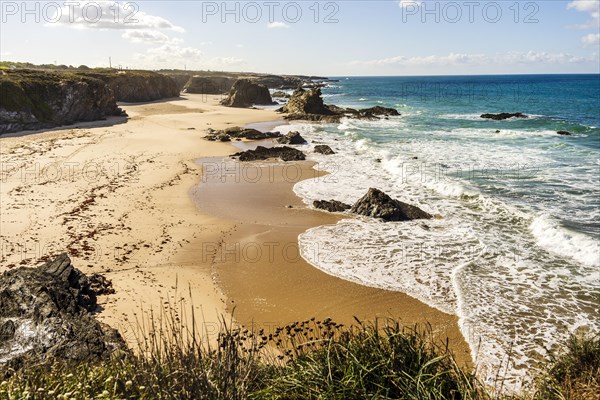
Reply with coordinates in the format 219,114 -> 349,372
191,155 -> 472,366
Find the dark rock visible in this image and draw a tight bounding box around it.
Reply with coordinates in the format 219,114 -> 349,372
89,273 -> 116,295
253,75 -> 304,89
205,126 -> 282,141
353,106 -> 401,119
0,254 -> 126,370
480,113 -> 528,120
495,130 -> 501,133
314,145 -> 335,155
82,70 -> 179,102
313,200 -> 351,212
277,131 -> 307,145
220,79 -> 276,108
557,131 -> 573,136
225,126 -> 281,140
272,91 -> 291,98
184,76 -> 235,94
350,188 -> 432,222
233,146 -> 306,162
280,88 -> 400,123
217,133 -> 231,142
282,87 -> 333,116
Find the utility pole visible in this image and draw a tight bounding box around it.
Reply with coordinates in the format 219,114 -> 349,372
109,57 -> 112,68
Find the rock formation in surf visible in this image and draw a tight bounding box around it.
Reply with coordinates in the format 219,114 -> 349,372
0,254 -> 125,371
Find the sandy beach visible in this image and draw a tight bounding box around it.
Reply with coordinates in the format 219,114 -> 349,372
0,94 -> 470,364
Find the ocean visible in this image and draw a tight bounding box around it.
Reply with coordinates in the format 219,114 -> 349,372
271,74 -> 600,388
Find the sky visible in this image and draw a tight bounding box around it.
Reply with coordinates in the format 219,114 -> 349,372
1,0 -> 599,76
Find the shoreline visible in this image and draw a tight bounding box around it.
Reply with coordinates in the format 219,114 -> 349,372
192,149 -> 472,366
0,94 -> 470,366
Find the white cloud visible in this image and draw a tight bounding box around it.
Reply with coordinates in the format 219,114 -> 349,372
50,1 -> 184,31
567,0 -> 600,19
205,57 -> 245,68
134,44 -> 203,67
122,29 -> 170,43
582,33 -> 600,46
567,0 -> 600,31
267,21 -> 289,29
351,51 -> 597,67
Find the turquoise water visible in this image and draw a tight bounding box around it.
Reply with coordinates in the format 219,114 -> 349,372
273,75 -> 600,389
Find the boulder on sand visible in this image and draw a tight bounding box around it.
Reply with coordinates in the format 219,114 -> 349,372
277,131 -> 307,145
314,145 -> 335,155
220,79 -> 276,108
313,200 -> 351,212
350,188 -> 432,222
232,146 -> 306,162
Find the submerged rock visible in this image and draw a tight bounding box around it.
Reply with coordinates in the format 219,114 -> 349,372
220,79 -> 276,108
314,145 -> 335,155
0,254 -> 125,371
233,146 -> 306,162
350,188 -> 432,222
277,131 -> 307,145
313,200 -> 351,213
480,113 -> 528,120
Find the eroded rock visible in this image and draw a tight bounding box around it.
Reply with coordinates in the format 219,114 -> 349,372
220,79 -> 276,108
0,254 -> 125,371
350,188 -> 432,222
480,113 -> 528,120
232,146 -> 306,162
313,200 -> 351,213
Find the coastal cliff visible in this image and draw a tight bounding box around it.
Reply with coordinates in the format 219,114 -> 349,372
0,69 -> 125,134
82,70 -> 180,102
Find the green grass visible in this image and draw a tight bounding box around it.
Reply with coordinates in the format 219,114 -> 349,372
1,298 -> 596,400
531,333 -> 599,400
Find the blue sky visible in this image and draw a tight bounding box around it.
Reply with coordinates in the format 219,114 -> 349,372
1,0 -> 599,75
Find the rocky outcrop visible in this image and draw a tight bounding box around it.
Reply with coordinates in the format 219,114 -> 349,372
79,70 -> 179,103
313,200 -> 351,212
221,79 -> 276,108
281,88 -> 400,123
480,113 -> 528,120
162,72 -> 193,91
350,188 -> 432,222
0,254 -> 125,370
205,126 -> 282,141
314,145 -> 335,155
0,70 -> 126,134
184,76 -> 235,94
277,131 -> 307,145
355,106 -> 401,119
282,87 -> 333,116
272,91 -> 291,98
557,131 -> 573,136
253,75 -> 304,89
232,146 -> 306,162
